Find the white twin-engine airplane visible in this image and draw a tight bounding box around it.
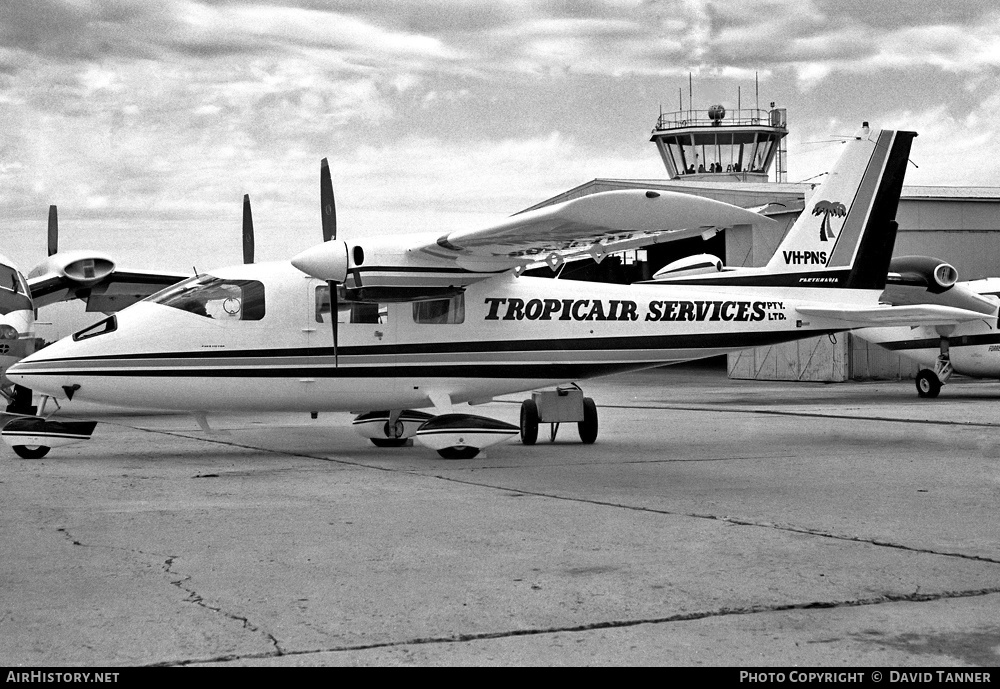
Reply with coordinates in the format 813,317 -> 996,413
853,256 -> 1000,398
6,125 -> 990,459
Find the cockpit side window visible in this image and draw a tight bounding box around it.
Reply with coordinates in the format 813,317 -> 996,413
0,264 -> 24,294
151,275 -> 265,321
0,264 -> 33,315
73,316 -> 117,341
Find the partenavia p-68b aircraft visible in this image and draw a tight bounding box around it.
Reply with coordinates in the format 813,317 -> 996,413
6,125 -> 990,459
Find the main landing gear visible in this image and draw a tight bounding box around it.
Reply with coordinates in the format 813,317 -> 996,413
352,409 -> 519,459
520,384 -> 598,445
916,337 -> 952,399
1,389 -> 97,459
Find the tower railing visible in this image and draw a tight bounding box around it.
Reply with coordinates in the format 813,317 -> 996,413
655,108 -> 786,131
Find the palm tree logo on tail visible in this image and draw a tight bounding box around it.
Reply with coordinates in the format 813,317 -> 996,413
812,200 -> 847,241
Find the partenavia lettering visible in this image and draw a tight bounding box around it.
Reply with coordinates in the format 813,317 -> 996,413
484,298 -> 777,323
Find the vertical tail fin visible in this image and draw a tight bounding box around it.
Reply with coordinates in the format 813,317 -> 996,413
764,125 -> 916,289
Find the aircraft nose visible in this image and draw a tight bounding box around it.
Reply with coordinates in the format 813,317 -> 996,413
6,348 -> 73,399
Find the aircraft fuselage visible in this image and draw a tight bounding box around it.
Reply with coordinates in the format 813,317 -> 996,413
10,261 -> 872,412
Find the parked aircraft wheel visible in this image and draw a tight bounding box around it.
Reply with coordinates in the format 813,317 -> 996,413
437,446 -> 480,460
370,438 -> 409,448
915,370 -> 941,399
578,397 -> 598,444
520,399 -> 539,445
12,445 -> 49,459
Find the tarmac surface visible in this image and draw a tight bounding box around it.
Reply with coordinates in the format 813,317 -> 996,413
1,363 -> 999,667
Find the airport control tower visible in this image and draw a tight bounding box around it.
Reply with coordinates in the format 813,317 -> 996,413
650,102 -> 788,183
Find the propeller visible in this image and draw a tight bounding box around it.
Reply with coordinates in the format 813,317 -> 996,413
48,205 -> 58,256
242,194 -> 255,264
320,158 -> 340,365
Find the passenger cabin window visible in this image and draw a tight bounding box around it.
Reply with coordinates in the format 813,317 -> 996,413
150,275 -> 265,321
315,286 -> 387,324
412,294 -> 465,325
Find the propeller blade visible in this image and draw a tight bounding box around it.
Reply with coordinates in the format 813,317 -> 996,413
328,281 -> 339,366
320,158 -> 336,242
242,194 -> 255,264
47,205 -> 58,256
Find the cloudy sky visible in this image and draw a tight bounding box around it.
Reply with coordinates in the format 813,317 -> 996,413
3,0 -> 1000,273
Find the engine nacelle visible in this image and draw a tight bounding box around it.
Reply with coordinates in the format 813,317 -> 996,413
292,236 -> 501,302
652,253 -> 724,279
28,250 -> 116,286
887,256 -> 957,293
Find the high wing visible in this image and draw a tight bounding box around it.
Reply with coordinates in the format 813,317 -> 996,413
29,266 -> 188,311
797,303 -> 989,327
25,206 -> 191,312
413,189 -> 775,271
292,188 -> 776,300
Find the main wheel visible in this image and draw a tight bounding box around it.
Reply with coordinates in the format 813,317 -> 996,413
437,446 -> 480,460
915,370 -> 941,399
13,445 -> 49,459
520,399 -> 539,445
578,397 -> 598,444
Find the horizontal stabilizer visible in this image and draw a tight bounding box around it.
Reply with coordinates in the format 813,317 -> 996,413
797,304 -> 989,327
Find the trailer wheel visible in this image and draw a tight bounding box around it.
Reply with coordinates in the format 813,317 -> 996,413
578,397 -> 598,444
520,399 -> 539,445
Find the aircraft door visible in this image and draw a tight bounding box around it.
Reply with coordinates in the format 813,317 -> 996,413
306,282 -> 397,392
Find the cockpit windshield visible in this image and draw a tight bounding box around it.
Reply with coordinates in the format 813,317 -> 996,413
0,263 -> 32,315
0,264 -> 27,295
148,274 -> 265,321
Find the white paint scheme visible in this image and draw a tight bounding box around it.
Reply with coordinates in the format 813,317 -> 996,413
8,126 -> 991,451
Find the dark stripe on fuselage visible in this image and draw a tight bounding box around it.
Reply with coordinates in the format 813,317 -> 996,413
27,330 -> 839,365
646,270 -> 853,288
876,332 -> 1000,352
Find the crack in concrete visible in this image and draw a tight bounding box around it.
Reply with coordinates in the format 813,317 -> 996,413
163,555 -> 283,657
51,523 -> 284,661
81,416 -> 1000,666
427,474 -> 1000,567
96,419 -> 1000,567
147,587 -> 1000,666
